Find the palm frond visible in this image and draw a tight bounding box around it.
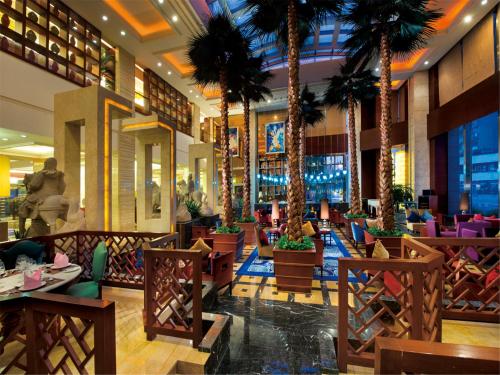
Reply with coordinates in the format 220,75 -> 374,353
300,85 -> 324,127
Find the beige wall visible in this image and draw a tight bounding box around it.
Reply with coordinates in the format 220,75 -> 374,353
438,14 -> 495,105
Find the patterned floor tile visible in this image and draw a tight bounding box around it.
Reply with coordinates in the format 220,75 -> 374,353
232,284 -> 259,298
238,275 -> 263,284
259,286 -> 289,302
293,290 -> 324,305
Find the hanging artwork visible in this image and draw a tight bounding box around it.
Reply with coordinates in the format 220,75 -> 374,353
228,127 -> 239,157
265,122 -> 285,154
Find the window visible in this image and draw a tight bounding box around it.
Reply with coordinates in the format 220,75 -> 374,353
448,112 -> 499,216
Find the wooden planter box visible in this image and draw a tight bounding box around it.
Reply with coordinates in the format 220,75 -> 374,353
364,230 -> 402,257
211,230 -> 245,261
236,222 -> 257,245
273,244 -> 316,293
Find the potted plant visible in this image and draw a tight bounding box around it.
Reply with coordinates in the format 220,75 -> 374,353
273,235 -> 316,293
235,216 -> 257,245
364,227 -> 403,256
211,225 -> 245,261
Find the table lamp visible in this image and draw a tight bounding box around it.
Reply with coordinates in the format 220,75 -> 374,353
271,199 -> 280,227
459,192 -> 470,214
320,199 -> 329,228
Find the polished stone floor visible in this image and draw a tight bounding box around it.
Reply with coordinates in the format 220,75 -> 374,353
210,296 -> 339,374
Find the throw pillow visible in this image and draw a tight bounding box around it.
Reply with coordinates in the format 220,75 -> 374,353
406,211 -> 421,223
421,210 -> 434,222
189,238 -> 212,257
486,215 -> 496,219
473,214 -> 484,221
496,230 -> 500,238
302,221 -> 316,237
402,233 -> 413,239
372,240 -> 390,259
259,229 -> 270,246
366,218 -> 381,229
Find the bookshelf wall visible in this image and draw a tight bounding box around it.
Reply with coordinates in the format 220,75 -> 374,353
0,0 -> 114,88
257,156 -> 288,202
144,68 -> 193,136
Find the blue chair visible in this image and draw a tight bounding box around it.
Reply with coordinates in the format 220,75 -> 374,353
351,222 -> 365,250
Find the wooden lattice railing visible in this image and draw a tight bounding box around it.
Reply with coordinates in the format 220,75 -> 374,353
143,243 -> 203,348
0,231 -> 178,289
337,238 -> 444,371
0,292 -> 115,374
416,237 -> 499,323
374,337 -> 500,374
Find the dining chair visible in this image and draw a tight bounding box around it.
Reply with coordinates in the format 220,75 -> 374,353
65,241 -> 107,299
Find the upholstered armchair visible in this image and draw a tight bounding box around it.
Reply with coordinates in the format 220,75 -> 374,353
456,221 -> 492,237
426,220 -> 456,237
351,222 -> 365,249
255,226 -> 273,258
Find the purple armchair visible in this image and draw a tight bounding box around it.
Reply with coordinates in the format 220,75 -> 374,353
456,221 -> 492,237
454,214 -> 474,226
426,220 -> 456,237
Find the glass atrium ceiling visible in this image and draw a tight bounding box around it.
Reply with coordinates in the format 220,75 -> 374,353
205,0 -> 348,69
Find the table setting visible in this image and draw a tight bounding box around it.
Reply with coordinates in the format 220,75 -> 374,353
0,253 -> 82,296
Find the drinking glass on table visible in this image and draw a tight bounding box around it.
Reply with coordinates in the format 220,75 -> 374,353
15,255 -> 35,271
0,260 -> 5,276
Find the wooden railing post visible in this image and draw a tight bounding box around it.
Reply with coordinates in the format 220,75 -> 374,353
191,250 -> 203,348
94,302 -> 116,374
337,258 -> 349,373
410,269 -> 424,341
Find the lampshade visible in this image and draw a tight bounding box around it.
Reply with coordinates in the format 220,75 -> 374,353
459,192 -> 470,212
0,156 -> 10,198
320,199 -> 329,220
271,199 -> 280,221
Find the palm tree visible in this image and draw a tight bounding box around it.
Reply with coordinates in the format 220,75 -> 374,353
229,56 -> 273,220
324,65 -> 378,214
246,0 -> 344,242
188,14 -> 249,228
343,0 -> 442,230
299,85 -> 324,213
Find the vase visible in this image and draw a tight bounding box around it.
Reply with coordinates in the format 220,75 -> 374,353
69,52 -> 76,63
50,61 -> 58,72
70,36 -> 76,46
27,49 -> 35,62
1,14 -> 9,28
50,43 -> 60,54
69,70 -> 75,80
27,11 -> 38,23
50,25 -> 59,36
1,37 -> 9,51
26,30 -> 37,43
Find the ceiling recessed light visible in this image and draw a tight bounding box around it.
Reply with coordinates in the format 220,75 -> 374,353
20,134 -> 27,138
120,30 -> 126,36
189,90 -> 193,93
464,15 -> 472,23
167,70 -> 172,75
375,67 -> 379,72
172,15 -> 178,23
102,15 -> 108,21
195,95 -> 199,98
158,0 -> 164,3
481,0 -> 488,5
424,60 -> 429,65
267,99 -> 271,103
1,138 -> 8,141
157,62 -> 162,67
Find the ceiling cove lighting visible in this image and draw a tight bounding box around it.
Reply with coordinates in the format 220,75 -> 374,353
464,15 -> 472,23
102,15 -> 108,21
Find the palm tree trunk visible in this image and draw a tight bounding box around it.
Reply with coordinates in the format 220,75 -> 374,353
347,93 -> 361,214
242,96 -> 251,219
378,32 -> 394,230
286,0 -> 303,242
299,121 -> 305,215
219,67 -> 234,227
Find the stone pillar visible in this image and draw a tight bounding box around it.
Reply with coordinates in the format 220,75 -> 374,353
192,103 -> 201,143
115,47 -> 136,230
408,71 -> 430,197
189,143 -> 216,210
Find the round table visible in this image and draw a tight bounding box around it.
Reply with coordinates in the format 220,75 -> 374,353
0,264 -> 82,296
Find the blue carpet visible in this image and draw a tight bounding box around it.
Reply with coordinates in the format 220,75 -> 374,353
236,230 -> 359,282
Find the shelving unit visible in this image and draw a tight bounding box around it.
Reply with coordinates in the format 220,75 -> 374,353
257,156 -> 288,202
304,154 -> 347,203
144,69 -> 193,136
0,0 -> 105,87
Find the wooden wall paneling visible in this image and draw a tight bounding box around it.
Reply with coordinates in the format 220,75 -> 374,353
428,65 -> 440,111
438,44 -> 464,105
429,133 -> 448,214
462,14 -> 495,91
359,121 -> 408,151
427,72 -> 499,139
361,149 -> 378,198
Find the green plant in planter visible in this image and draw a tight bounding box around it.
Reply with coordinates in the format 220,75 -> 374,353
238,216 -> 256,223
185,199 -> 201,219
392,184 -> 413,211
276,235 -> 314,251
367,227 -> 404,237
216,225 -> 241,234
345,213 -> 368,219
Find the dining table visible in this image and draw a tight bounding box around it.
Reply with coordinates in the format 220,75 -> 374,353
0,263 -> 82,297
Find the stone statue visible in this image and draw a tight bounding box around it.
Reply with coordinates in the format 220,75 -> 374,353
18,158 -> 69,237
56,198 -> 86,233
177,179 -> 188,200
193,189 -> 213,216
176,202 -> 192,222
187,174 -> 195,197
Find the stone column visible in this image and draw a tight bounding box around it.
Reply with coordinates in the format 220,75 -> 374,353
192,104 -> 201,143
249,109 -> 258,214
408,71 -> 430,197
